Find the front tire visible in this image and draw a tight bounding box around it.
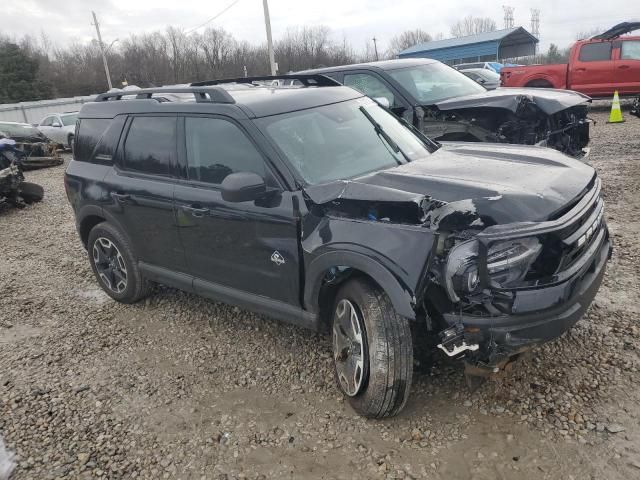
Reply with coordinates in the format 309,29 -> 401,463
67,134 -> 74,152
332,278 -> 413,418
87,222 -> 151,303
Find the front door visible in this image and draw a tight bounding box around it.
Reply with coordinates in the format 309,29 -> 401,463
174,115 -> 300,306
570,41 -> 616,96
616,40 -> 640,95
103,115 -> 186,272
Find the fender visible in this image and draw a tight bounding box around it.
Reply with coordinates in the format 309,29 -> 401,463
304,250 -> 418,320
75,203 -> 132,248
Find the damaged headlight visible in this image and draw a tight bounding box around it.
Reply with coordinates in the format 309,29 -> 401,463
445,237 -> 542,302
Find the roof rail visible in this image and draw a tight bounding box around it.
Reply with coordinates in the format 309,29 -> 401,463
191,74 -> 341,88
94,87 -> 235,104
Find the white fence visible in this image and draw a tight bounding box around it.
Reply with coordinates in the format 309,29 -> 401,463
0,95 -> 97,124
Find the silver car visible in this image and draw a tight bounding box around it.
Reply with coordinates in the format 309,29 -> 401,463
37,112 -> 78,149
459,68 -> 501,90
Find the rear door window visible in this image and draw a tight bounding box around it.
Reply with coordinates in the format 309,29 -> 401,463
122,116 -> 176,176
621,40 -> 640,60
578,42 -> 612,61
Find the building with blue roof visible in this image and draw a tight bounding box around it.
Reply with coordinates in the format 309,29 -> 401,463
398,27 -> 538,65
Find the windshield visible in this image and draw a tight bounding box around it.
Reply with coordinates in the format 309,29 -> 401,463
61,113 -> 78,126
388,63 -> 487,104
257,98 -> 433,185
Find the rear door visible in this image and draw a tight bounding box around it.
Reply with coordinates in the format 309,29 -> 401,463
570,41 -> 616,96
102,115 -> 187,272
174,115 -> 300,306
615,39 -> 640,95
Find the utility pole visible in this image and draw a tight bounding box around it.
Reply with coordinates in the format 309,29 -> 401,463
372,37 -> 379,61
92,11 -> 113,90
262,0 -> 277,75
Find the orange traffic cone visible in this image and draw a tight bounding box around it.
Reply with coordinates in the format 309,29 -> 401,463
607,91 -> 624,123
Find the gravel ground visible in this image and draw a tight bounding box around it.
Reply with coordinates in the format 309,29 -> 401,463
1,109 -> 639,479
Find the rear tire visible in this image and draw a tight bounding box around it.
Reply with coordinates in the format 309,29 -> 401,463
19,182 -> 44,204
331,277 -> 413,418
87,222 -> 152,303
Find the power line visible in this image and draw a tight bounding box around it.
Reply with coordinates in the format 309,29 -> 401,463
185,0 -> 242,34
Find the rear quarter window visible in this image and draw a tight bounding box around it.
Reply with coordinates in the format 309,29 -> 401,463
75,119 -> 111,162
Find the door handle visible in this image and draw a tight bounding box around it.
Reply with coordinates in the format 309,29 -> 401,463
618,65 -> 630,69
111,192 -> 130,203
182,205 -> 209,217
575,68 -> 586,72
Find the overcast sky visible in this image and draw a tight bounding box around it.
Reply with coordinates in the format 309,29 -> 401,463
4,0 -> 638,54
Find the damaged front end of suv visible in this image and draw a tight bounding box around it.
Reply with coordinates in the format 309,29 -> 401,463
420,88 -> 592,160
302,140 -> 610,379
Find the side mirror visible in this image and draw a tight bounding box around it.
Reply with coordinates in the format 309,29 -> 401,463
373,97 -> 391,108
51,121 -> 62,127
221,172 -> 267,203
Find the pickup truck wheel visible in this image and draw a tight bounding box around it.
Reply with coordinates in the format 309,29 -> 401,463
87,222 -> 152,303
332,278 -> 413,418
525,80 -> 553,88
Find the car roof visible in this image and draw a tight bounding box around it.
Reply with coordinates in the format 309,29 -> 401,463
0,120 -> 29,126
79,84 -> 364,119
461,68 -> 499,76
297,58 -> 438,75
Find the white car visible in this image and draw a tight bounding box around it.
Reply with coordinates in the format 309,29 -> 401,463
37,112 -> 78,149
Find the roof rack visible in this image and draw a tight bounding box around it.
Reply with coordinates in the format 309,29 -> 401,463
191,74 -> 341,88
94,87 -> 235,104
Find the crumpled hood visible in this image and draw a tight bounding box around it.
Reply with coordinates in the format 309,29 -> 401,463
304,142 -> 596,228
433,87 -> 591,115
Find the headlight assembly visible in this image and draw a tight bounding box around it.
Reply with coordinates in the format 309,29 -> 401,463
444,237 -> 542,302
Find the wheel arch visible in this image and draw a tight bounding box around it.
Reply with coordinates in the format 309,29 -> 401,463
76,205 -> 132,250
304,251 -> 417,330
524,77 -> 555,88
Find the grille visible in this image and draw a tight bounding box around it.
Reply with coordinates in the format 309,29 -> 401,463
556,183 -> 604,272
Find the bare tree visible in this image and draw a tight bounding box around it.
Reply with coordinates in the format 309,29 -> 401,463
576,27 -> 601,40
450,16 -> 497,38
386,29 -> 432,57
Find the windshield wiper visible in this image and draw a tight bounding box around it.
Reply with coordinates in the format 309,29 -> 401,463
359,106 -> 411,164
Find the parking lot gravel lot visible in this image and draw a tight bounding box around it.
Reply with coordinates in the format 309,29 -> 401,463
1,109 -> 639,480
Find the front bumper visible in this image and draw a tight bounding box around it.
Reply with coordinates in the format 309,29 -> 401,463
443,226 -> 611,366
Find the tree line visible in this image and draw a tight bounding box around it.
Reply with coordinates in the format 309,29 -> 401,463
1,14 -> 574,104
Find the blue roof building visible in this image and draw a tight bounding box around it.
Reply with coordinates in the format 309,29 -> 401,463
398,27 -> 538,64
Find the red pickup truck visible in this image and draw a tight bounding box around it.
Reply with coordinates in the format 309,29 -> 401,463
501,22 -> 640,98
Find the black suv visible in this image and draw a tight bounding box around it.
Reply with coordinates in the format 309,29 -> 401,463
65,75 -> 611,418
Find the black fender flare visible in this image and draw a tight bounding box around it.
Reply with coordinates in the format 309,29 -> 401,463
304,250 -> 417,320
76,204 -> 132,248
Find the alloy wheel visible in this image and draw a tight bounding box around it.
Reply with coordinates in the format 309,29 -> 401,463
92,237 -> 127,293
333,299 -> 367,396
